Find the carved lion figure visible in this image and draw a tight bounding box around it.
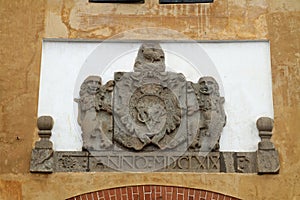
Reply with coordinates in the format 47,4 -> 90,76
190,76 -> 226,152
75,76 -> 113,150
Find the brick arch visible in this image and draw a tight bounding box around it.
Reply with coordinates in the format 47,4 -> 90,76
66,185 -> 240,200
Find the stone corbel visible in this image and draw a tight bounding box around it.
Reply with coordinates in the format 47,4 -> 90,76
256,117 -> 280,174
30,116 -> 54,173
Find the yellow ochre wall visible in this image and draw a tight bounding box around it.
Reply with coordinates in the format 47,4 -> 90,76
0,0 -> 299,199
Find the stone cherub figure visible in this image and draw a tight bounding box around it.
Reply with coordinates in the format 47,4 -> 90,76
189,76 -> 226,152
75,76 -> 114,151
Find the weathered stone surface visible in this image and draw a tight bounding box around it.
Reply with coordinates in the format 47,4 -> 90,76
188,77 -> 226,152
256,117 -> 280,174
75,76 -> 114,151
2,0 -> 299,198
134,43 -> 166,72
220,152 -> 257,173
34,116 -> 53,149
220,152 -> 235,173
54,151 -> 220,172
30,149 -> 53,173
54,151 -> 89,172
70,43 -> 228,173
257,150 -> 280,174
30,116 -> 54,173
113,43 -> 188,151
235,152 -> 257,173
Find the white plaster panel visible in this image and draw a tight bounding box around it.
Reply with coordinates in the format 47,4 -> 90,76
38,41 -> 273,151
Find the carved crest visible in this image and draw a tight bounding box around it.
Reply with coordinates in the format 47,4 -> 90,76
31,43 -> 280,174
114,43 -> 187,151
75,43 -> 226,153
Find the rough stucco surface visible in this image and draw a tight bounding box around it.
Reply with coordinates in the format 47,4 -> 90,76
0,0 -> 299,199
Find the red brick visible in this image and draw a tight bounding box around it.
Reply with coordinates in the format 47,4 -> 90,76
206,191 -> 212,200
184,188 -> 189,199
132,186 -> 139,194
200,190 -> 207,199
144,185 -> 151,193
166,193 -> 172,200
139,186 -> 144,199
165,186 -> 172,193
194,190 -> 200,200
116,188 -> 122,198
92,191 -> 99,200
211,193 -> 218,200
103,190 -> 110,200
66,186 -> 241,200
151,190 -> 156,200
121,187 -> 127,195
161,186 -> 166,200
127,187 -> 133,200
98,191 -> 104,198
151,186 -> 155,194
86,193 -> 93,200
144,193 -> 151,200
109,189 -> 116,196
155,193 -> 163,200
218,195 -> 225,200
188,196 -> 194,200
178,193 -> 184,200
133,193 -> 139,200
177,187 -> 184,194
155,186 -> 161,193
188,189 -> 195,197
172,189 -> 177,200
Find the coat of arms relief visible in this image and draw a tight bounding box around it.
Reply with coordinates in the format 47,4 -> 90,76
30,43 -> 279,173
75,43 -> 225,153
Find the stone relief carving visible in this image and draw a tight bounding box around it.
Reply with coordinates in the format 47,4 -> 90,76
188,77 -> 226,152
74,76 -> 114,151
30,43 -> 280,174
113,43 -> 188,151
134,43 -> 166,72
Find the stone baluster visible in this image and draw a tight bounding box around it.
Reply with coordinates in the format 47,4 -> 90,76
30,116 -> 54,173
256,117 -> 280,174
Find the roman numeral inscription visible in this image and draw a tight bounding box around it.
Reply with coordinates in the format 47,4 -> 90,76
54,152 -> 220,172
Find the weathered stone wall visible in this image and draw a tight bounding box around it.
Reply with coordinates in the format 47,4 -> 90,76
0,0 -> 299,199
